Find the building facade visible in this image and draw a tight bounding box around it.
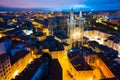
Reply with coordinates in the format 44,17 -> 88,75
0,54 -> 12,80
67,8 -> 84,47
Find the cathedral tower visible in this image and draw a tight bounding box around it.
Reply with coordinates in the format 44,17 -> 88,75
67,8 -> 84,48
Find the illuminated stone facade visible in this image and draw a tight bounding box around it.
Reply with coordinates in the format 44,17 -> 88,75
84,30 -> 120,57
67,8 -> 84,47
2,38 -> 40,80
95,57 -> 115,78
84,30 -> 111,44
104,38 -> 120,57
11,50 -> 35,79
68,52 -> 93,80
10,44 -> 38,80
68,63 -> 93,80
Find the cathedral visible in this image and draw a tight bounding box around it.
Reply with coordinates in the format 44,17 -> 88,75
67,8 -> 84,47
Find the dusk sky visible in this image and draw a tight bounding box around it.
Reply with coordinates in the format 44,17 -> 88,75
0,0 -> 120,10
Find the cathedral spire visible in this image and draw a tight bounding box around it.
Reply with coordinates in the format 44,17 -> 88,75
67,7 -> 84,48
79,8 -> 82,21
71,7 -> 74,13
70,8 -> 74,23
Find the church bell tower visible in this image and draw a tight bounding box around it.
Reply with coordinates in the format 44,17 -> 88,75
67,8 -> 84,48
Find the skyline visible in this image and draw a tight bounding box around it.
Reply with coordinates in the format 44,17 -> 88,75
0,0 -> 120,11
0,1 -> 120,79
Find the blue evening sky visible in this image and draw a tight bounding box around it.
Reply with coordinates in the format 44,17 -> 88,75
0,0 -> 120,10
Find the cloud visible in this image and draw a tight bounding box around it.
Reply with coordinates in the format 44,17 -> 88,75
0,0 -> 86,8
0,0 -> 120,10
72,4 -> 89,8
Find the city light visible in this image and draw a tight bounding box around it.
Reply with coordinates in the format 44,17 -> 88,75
0,34 -> 6,38
23,30 -> 33,35
29,58 -> 33,63
118,55 -> 120,58
13,70 -> 19,78
0,0 -> 120,80
88,35 -> 104,44
88,78 -> 93,80
0,34 -> 2,38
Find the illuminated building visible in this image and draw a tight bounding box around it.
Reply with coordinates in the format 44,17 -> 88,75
32,21 -> 43,28
67,48 -> 93,80
95,56 -> 115,78
23,29 -> 33,35
32,20 -> 49,36
40,36 -> 65,59
84,29 -> 120,57
105,36 -> 120,57
11,57 -> 48,80
88,41 -> 120,79
67,8 -> 84,47
0,36 -> 12,79
11,18 -> 18,23
0,54 -> 12,80
43,28 -> 49,36
108,18 -> 120,26
0,9 -> 120,80
10,42 -> 38,79
0,38 -> 38,80
0,17 -> 4,22
84,29 -> 111,44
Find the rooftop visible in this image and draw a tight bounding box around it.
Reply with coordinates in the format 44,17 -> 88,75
40,36 -> 64,51
10,50 -> 29,65
0,36 -> 11,43
107,36 -> 120,43
12,57 -> 46,80
68,49 -> 93,71
98,52 -> 120,76
100,76 -> 120,80
49,59 -> 62,80
88,41 -> 118,58
88,41 -> 120,76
